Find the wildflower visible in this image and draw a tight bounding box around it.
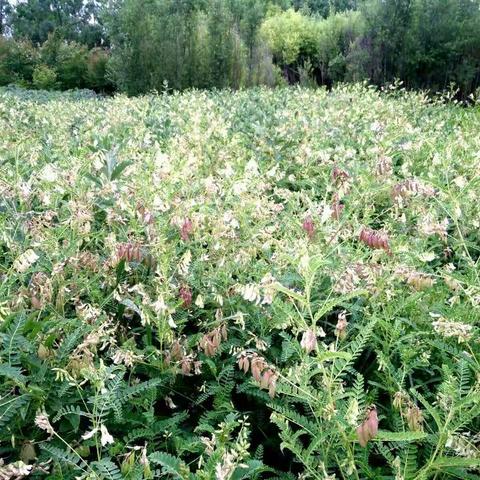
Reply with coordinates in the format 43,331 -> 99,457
392,178 -> 435,202
392,391 -> 406,410
345,398 -> 360,427
418,216 -> 449,240
335,311 -> 348,339
195,295 -> 205,308
376,155 -> 392,177
34,410 -> 55,437
260,273 -> 277,304
165,396 -> 177,409
356,406 -> 379,447
100,424 -> 114,446
178,249 -> 192,275
333,267 -> 360,294
112,348 -> 143,367
240,283 -> 261,304
215,451 -> 236,480
331,193 -> 344,220
82,428 -> 98,440
0,461 -> 33,480
446,434 -> 479,457
432,319 -> 473,343
13,249 -> 39,273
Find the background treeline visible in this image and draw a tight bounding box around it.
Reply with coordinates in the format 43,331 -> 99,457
0,0 -> 479,96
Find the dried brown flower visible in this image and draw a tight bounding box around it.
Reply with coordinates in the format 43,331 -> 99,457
300,329 -> 318,354
406,405 -> 424,432
335,311 -> 348,340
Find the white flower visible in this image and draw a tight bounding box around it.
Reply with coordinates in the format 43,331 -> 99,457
165,396 -> 177,409
81,428 -> 98,440
100,424 -> 114,446
195,295 -> 205,308
40,164 -> 59,182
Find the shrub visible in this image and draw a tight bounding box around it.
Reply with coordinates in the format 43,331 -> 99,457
0,38 -> 37,86
86,48 -> 112,92
32,64 -> 58,90
39,35 -> 89,90
260,8 -> 319,67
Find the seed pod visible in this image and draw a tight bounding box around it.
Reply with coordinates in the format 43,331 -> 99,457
392,178 -> 435,203
38,344 -> 50,360
171,339 -> 184,361
356,406 -> 379,447
220,324 -> 228,341
250,356 -> 265,382
116,243 -> 143,263
359,227 -> 391,255
238,355 -> 249,373
406,272 -> 435,290
260,369 -> 273,389
332,167 -> 350,183
300,329 -> 317,354
331,193 -> 344,220
268,373 -> 278,398
20,442 -> 37,463
376,156 -> 392,177
180,218 -> 193,241
179,285 -> 192,307
302,216 -> 315,240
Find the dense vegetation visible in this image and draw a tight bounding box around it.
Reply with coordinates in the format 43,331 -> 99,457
0,0 -> 479,96
1,84 -> 479,478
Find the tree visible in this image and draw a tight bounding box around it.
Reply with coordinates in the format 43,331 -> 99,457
10,0 -> 107,47
0,0 -> 13,36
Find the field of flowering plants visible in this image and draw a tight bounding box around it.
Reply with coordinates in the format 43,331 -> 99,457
0,84 -> 479,479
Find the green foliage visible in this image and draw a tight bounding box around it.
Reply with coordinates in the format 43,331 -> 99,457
32,64 -> 58,90
1,0 -> 480,95
10,0 -> 106,47
261,9 -> 319,65
0,84 -> 480,477
0,37 -> 37,86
